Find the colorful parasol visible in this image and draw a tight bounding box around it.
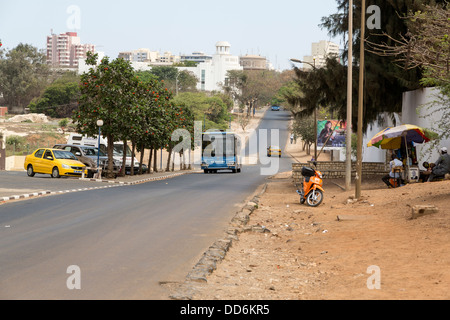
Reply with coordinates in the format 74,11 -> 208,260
367,124 -> 431,150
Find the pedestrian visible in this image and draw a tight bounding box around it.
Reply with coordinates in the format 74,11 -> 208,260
428,147 -> 450,182
290,133 -> 294,144
382,154 -> 404,188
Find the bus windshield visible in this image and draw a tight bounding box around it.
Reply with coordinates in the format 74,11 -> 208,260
202,133 -> 236,157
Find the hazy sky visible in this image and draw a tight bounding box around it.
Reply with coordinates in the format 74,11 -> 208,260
0,0 -> 343,70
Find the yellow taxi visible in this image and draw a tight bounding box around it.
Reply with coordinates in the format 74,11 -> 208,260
267,146 -> 282,157
24,148 -> 88,178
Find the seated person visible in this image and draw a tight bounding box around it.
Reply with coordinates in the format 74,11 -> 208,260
382,154 -> 404,188
428,147 -> 450,182
419,162 -> 433,182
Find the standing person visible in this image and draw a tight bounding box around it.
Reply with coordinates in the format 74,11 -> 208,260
382,154 -> 404,188
290,133 -> 294,144
428,147 -> 450,182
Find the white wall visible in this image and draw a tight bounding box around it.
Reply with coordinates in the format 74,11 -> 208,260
402,87 -> 450,169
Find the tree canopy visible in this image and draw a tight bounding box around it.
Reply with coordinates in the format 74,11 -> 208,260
73,52 -> 196,177
284,0 -> 448,132
28,71 -> 80,117
0,43 -> 52,109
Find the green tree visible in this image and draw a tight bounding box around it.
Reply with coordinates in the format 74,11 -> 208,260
173,92 -> 230,130
291,116 -> 316,155
28,71 -> 80,118
223,69 -> 289,115
319,0 -> 448,128
73,52 -> 138,178
366,4 -> 449,87
0,43 -> 52,110
149,66 -> 198,93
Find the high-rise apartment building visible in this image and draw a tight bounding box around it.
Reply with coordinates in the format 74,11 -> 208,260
302,40 -> 340,70
46,32 -> 95,68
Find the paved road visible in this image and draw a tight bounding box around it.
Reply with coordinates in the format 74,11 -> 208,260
0,109 -> 294,299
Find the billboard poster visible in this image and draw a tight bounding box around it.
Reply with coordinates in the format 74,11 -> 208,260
317,120 -> 347,149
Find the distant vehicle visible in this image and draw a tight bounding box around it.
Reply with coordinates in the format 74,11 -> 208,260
24,148 -> 87,178
267,146 -> 281,157
271,106 -> 280,111
201,131 -> 241,173
66,133 -> 147,174
53,144 -> 122,178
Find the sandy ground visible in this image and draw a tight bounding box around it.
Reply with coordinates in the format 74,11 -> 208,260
189,139 -> 450,300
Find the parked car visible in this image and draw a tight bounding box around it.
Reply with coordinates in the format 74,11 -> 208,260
267,146 -> 282,157
66,133 -> 147,174
53,144 -> 121,178
24,148 -> 88,178
271,106 -> 280,111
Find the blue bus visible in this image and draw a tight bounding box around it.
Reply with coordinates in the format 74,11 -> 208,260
201,131 -> 241,173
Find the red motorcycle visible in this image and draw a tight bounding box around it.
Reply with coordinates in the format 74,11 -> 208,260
296,165 -> 324,207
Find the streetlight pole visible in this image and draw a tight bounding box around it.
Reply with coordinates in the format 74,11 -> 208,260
356,0 -> 366,199
290,58 -> 318,161
96,119 -> 104,168
345,0 -> 353,191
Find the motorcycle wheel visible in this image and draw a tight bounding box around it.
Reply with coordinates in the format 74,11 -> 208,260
306,189 -> 323,207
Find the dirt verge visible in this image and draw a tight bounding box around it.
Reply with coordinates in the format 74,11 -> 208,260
188,174 -> 450,300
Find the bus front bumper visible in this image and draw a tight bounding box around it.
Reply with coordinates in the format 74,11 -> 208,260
202,163 -> 237,170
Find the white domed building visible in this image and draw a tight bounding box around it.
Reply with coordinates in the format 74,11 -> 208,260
191,41 -> 243,92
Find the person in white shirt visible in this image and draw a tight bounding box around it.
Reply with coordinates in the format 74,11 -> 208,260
382,154 -> 404,188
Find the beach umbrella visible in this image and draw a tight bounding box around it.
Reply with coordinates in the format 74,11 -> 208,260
367,124 -> 430,150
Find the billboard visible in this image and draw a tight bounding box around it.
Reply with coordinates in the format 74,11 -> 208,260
317,120 -> 347,149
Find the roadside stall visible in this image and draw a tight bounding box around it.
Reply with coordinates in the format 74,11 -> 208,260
367,124 -> 431,183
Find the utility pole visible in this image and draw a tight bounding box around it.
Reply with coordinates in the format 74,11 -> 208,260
345,0 -> 353,191
356,0 -> 366,199
313,58 -> 317,162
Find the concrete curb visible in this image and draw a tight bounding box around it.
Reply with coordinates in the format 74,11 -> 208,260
168,181 -> 269,300
1,190 -> 52,202
0,170 -> 198,205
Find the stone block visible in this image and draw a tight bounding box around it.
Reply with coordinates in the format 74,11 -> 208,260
411,205 -> 438,219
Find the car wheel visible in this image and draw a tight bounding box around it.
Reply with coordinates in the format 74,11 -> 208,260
27,165 -> 35,177
51,167 -> 60,178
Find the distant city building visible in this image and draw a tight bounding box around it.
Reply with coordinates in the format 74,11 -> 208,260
118,48 -> 179,65
158,51 -> 180,64
180,51 -> 212,64
191,41 -> 243,91
46,31 -> 95,68
239,54 -> 267,70
79,41 -> 244,93
302,40 -> 340,70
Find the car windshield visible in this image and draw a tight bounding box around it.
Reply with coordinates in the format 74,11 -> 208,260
113,144 -> 132,157
80,146 -> 105,156
53,150 -> 78,160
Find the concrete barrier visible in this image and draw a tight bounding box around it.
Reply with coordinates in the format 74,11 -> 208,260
5,155 -> 26,171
